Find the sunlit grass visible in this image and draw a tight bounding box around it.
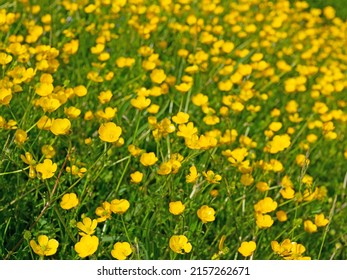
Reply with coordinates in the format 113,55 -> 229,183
0,0 -> 346,260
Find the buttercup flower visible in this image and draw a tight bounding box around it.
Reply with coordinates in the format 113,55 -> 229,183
95,201 -> 112,222
77,217 -> 98,236
110,199 -> 130,214
304,220 -> 317,233
130,95 -> 151,110
74,235 -> 99,258
140,152 -> 158,166
50,118 -> 71,135
169,201 -> 185,215
30,235 -> 59,257
197,205 -> 216,223
186,165 -> 199,183
36,159 -> 57,179
60,193 -> 79,210
315,213 -> 329,227
130,171 -> 143,184
238,241 -> 256,257
111,242 -> 133,260
98,122 -> 122,143
169,235 -> 192,254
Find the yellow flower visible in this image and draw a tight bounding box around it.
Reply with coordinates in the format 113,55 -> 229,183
169,235 -> 192,254
30,235 -> 59,257
130,95 -> 151,110
77,217 -> 98,236
172,112 -> 190,124
0,52 -> 13,65
197,205 -> 216,223
64,106 -> 81,119
140,152 -> 158,166
0,87 -> 12,105
240,173 -> 254,186
74,235 -> 99,258
304,220 -> 317,233
238,241 -> 256,257
37,115 -> 53,130
256,214 -> 274,229
60,193 -> 79,210
256,182 -> 269,192
98,122 -> 122,143
95,201 -> 112,222
254,197 -> 278,214
130,171 -> 143,184
315,213 -> 329,227
150,69 -> 166,84
192,93 -> 209,107
111,242 -> 133,260
41,144 -> 56,159
128,144 -> 143,157
177,122 -> 198,139
202,170 -> 222,184
73,85 -> 88,97
110,199 -> 130,214
276,210 -> 288,222
266,134 -> 291,154
169,201 -> 185,215
50,118 -> 71,135
186,165 -> 199,183
14,129 -> 28,145
36,159 -> 57,179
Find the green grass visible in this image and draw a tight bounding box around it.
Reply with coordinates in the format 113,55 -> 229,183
0,0 -> 346,260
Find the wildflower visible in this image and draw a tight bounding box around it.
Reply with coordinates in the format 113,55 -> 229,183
315,213 -> 329,227
0,87 -> 12,105
30,235 -> 59,257
37,115 -> 53,130
203,170 -> 222,184
254,197 -> 278,214
197,205 -> 216,223
41,145 -> 55,159
77,217 -> 98,236
238,241 -> 256,257
130,95 -> 151,110
177,122 -> 198,138
192,93 -> 209,107
172,112 -> 189,124
150,69 -> 166,84
271,239 -> 310,260
36,159 -> 57,179
169,235 -> 192,254
64,106 -> 81,119
73,85 -> 87,97
186,165 -> 199,183
140,152 -> 158,166
304,220 -> 317,233
74,235 -> 99,258
60,193 -> 79,210
95,201 -> 112,222
50,118 -> 71,135
240,173 -> 254,186
169,201 -> 185,215
111,242 -> 133,260
14,129 -> 28,145
128,144 -> 143,157
256,182 -> 269,192
266,134 -> 291,154
256,214 -> 274,229
98,122 -> 122,143
110,199 -> 130,214
276,210 -> 288,222
130,171 -> 143,184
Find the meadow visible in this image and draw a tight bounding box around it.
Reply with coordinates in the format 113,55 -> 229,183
0,0 -> 346,260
